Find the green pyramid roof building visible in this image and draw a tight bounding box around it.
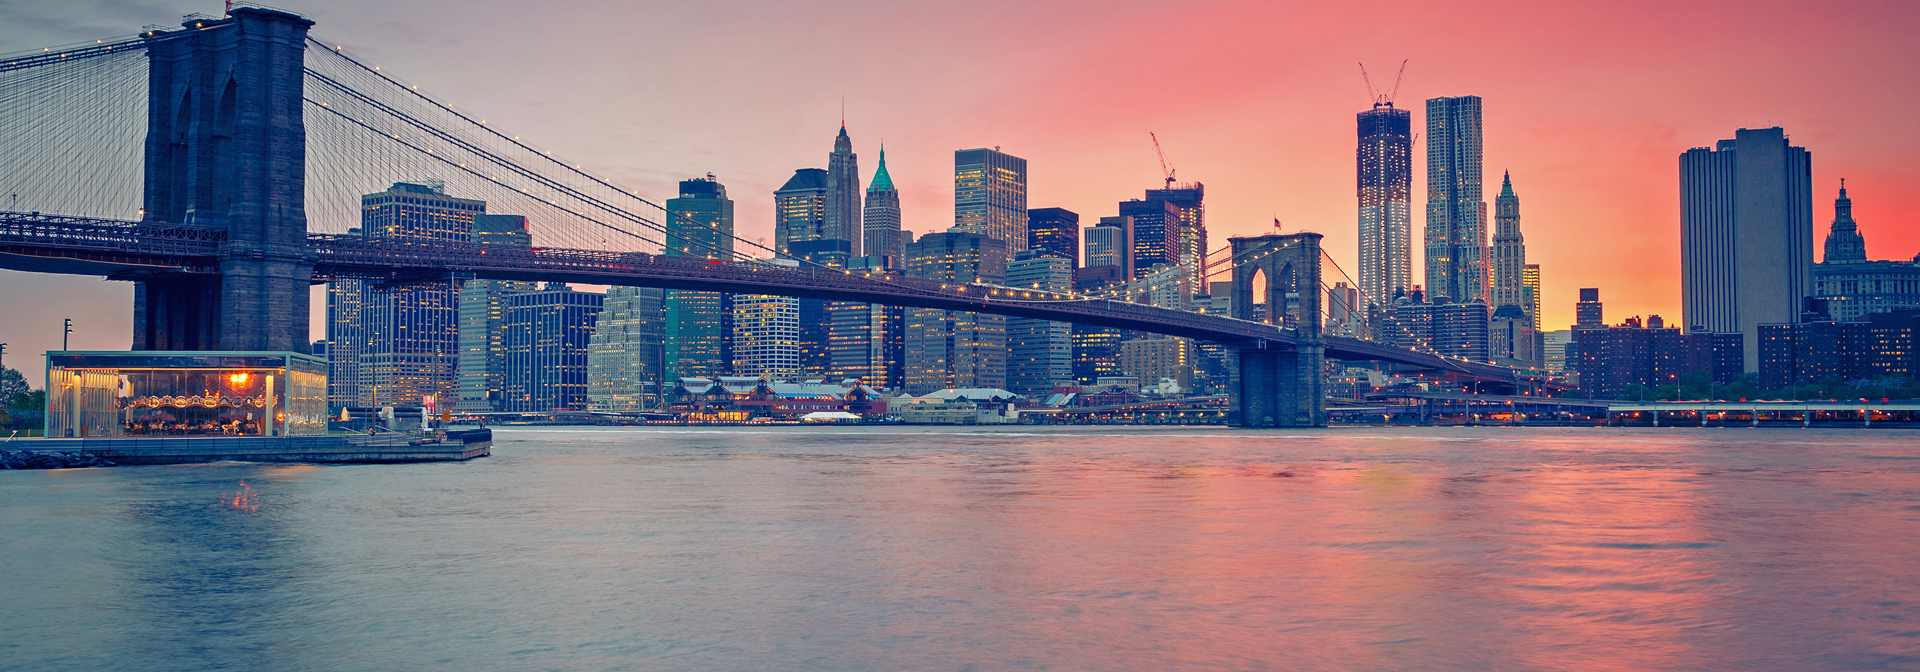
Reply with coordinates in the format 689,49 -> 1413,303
867,145 -> 895,194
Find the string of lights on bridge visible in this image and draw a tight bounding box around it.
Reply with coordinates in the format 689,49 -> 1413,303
4,19 -> 1525,381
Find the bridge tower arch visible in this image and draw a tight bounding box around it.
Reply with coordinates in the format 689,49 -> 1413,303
134,8 -> 315,353
1225,232 -> 1325,427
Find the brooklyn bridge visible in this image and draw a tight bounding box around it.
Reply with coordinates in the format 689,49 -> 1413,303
0,6 -> 1548,426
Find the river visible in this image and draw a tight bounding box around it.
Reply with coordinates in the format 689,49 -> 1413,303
2,426 -> 1917,671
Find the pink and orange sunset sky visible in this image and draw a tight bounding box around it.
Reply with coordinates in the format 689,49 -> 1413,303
2,0 -> 1917,382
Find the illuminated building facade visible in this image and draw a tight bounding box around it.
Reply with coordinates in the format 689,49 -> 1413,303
1424,95 -> 1489,305
334,182 -> 482,407
1491,304 -> 1536,365
826,126 -> 862,257
456,214 -> 536,412
502,283 -> 604,412
774,168 -> 830,258
954,148 -> 1028,253
1118,338 -> 1196,390
732,292 -> 801,379
588,286 -> 666,411
1523,263 -> 1542,330
1491,173 -> 1528,312
1006,250 -> 1074,397
1027,207 -> 1079,267
1124,263 -> 1191,311
904,230 -> 1008,393
1119,198 -> 1182,280
664,176 -> 734,379
1358,102 -> 1413,307
1574,317 -> 1691,399
325,263 -> 364,407
1072,268 -> 1129,385
827,300 -> 905,390
862,147 -> 902,267
1576,288 -> 1604,328
1084,217 -> 1131,277
1680,127 -> 1814,372
1145,184 -> 1206,295
1429,299 -> 1491,362
1812,183 -> 1920,322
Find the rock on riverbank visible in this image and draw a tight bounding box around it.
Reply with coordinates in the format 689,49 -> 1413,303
0,450 -> 116,469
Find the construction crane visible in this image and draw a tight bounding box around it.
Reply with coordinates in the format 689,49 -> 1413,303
1150,132 -> 1176,188
1358,59 -> 1409,106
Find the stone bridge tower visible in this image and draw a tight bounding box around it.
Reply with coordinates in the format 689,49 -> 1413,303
135,8 -> 314,353
1226,232 -> 1325,427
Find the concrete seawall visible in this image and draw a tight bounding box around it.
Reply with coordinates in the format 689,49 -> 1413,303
15,429 -> 490,465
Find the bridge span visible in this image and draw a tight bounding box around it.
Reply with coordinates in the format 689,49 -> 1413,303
0,210 -> 1536,385
0,6 -> 1547,427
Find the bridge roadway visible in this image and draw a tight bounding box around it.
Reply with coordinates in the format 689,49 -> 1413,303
0,210 -> 1534,381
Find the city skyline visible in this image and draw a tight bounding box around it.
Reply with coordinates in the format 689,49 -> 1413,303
3,0 -> 1919,385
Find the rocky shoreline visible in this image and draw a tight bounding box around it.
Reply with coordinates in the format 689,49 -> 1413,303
0,450 -> 116,469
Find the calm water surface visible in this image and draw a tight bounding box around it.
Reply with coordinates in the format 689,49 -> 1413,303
3,426 -> 1918,671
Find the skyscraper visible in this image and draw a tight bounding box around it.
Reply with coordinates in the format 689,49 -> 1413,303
1118,338 -> 1196,389
1084,216 -> 1132,277
1429,299 -> 1491,362
587,285 -> 665,412
954,148 -> 1028,253
1145,184 -> 1206,294
1576,288 -> 1604,328
1424,95 -> 1488,305
325,258 -> 364,407
1523,263 -> 1542,329
664,176 -> 734,379
732,291 -> 801,379
336,182 -> 482,407
1027,207 -> 1080,266
457,214 -> 536,412
1680,127 -> 1813,372
1491,304 -> 1535,364
826,126 -> 862,258
836,149 -> 905,384
1119,198 -> 1182,280
1358,101 -> 1413,308
904,230 -> 1008,393
1491,172 -> 1527,313
774,168 -> 831,259
1072,270 -> 1130,385
827,300 -> 905,389
778,168 -> 851,377
1006,250 -> 1074,397
862,146 -> 903,267
502,283 -> 603,412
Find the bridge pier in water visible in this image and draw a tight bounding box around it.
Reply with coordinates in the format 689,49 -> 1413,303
1225,232 -> 1326,427
133,8 -> 316,353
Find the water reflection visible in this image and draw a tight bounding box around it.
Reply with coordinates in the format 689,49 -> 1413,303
0,427 -> 1916,671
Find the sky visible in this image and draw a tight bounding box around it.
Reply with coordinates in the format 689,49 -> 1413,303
2,0 -> 1918,385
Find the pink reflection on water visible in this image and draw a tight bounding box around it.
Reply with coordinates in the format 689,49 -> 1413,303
802,432 -> 1920,670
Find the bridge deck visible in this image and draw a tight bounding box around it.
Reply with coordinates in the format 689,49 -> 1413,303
0,210 -> 1540,380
